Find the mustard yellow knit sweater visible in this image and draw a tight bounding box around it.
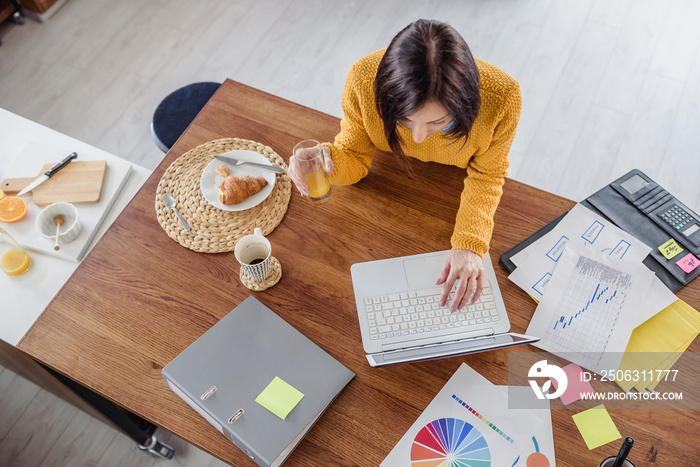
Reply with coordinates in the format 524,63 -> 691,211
325,49 -> 522,256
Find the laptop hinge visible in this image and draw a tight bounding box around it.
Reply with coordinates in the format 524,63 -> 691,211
381,328 -> 495,353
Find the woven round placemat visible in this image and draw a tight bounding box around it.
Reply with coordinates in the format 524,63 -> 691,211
155,138 -> 292,253
240,256 -> 282,291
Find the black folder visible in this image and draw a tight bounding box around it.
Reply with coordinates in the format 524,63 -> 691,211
501,169 -> 700,292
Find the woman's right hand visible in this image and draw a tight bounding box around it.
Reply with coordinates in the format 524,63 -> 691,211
288,146 -> 334,197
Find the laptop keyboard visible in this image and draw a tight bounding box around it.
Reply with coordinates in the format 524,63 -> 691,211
362,280 -> 499,341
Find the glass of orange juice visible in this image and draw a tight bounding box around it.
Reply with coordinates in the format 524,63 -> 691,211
293,139 -> 331,204
0,227 -> 31,276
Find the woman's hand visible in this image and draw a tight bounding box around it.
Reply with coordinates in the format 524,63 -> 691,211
436,249 -> 485,312
288,146 -> 334,197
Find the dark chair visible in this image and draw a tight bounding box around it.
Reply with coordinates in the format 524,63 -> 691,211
151,82 -> 220,153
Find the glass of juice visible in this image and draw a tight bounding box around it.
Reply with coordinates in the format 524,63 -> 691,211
293,139 -> 331,204
0,227 -> 31,276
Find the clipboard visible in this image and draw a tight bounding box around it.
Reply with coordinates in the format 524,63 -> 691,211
500,169 -> 700,292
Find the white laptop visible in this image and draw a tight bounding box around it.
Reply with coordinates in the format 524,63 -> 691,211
350,250 -> 539,367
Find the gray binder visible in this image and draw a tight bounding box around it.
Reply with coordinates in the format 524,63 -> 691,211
162,296 -> 354,467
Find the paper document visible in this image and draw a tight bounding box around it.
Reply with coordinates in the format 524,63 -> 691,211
616,299 -> 700,392
633,276 -> 677,326
525,244 -> 655,375
381,363 -> 555,466
509,204 -> 651,298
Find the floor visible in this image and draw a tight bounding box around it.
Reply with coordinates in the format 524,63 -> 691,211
1,0 -> 699,465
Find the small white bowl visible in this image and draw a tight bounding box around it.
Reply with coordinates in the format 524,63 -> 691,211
36,202 -> 81,245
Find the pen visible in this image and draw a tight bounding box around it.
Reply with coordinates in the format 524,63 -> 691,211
612,437 -> 634,467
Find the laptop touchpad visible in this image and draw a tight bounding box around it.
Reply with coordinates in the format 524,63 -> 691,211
404,252 -> 449,289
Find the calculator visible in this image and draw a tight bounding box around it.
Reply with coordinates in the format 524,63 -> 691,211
659,205 -> 700,238
613,170 -> 700,254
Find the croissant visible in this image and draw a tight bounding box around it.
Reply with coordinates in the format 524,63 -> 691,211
218,175 -> 268,205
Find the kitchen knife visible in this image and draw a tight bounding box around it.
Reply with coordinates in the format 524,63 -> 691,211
17,152 -> 78,197
213,155 -> 285,174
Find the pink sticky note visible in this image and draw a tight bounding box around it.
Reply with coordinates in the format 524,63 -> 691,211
550,363 -> 594,405
676,253 -> 700,274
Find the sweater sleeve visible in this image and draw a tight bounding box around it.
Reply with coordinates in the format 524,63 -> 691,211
323,63 -> 377,185
450,84 -> 522,256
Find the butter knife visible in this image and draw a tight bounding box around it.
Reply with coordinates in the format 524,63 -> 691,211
212,155 -> 285,174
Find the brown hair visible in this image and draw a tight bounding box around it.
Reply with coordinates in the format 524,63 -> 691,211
374,19 -> 481,166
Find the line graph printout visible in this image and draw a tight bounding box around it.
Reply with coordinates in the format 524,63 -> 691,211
526,245 -> 654,374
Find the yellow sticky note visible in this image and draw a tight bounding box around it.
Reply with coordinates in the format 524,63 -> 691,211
572,405 -> 621,450
658,238 -> 683,259
255,377 -> 304,420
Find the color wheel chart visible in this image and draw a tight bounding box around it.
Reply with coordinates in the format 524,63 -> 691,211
410,418 -> 491,467
543,255 -> 632,368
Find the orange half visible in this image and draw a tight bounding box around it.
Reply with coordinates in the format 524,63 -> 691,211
0,196 -> 28,223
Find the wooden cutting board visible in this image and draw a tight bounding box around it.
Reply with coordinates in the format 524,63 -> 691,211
1,160 -> 107,205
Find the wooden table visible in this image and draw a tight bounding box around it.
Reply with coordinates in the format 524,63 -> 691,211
18,79 -> 700,466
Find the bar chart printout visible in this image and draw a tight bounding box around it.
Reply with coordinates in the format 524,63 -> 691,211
534,255 -> 634,370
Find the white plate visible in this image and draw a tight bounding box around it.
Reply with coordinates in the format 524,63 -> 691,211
200,150 -> 277,211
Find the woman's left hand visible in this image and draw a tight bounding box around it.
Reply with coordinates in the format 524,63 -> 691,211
436,249 -> 485,312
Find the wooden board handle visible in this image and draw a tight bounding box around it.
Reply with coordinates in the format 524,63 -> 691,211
1,177 -> 36,194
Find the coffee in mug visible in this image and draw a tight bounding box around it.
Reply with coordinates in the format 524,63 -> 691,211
234,227 -> 272,282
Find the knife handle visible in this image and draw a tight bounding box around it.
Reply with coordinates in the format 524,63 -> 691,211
44,152 -> 78,177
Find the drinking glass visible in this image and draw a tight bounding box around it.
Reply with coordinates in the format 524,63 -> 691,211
0,227 -> 31,276
293,139 -> 331,204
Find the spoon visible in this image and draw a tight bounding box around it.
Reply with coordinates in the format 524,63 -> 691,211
163,194 -> 190,231
53,215 -> 64,251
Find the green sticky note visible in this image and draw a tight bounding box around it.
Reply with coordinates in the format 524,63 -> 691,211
255,377 -> 304,420
659,238 -> 684,259
572,404 -> 621,450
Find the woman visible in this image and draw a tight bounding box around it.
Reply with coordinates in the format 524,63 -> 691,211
289,19 -> 521,311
